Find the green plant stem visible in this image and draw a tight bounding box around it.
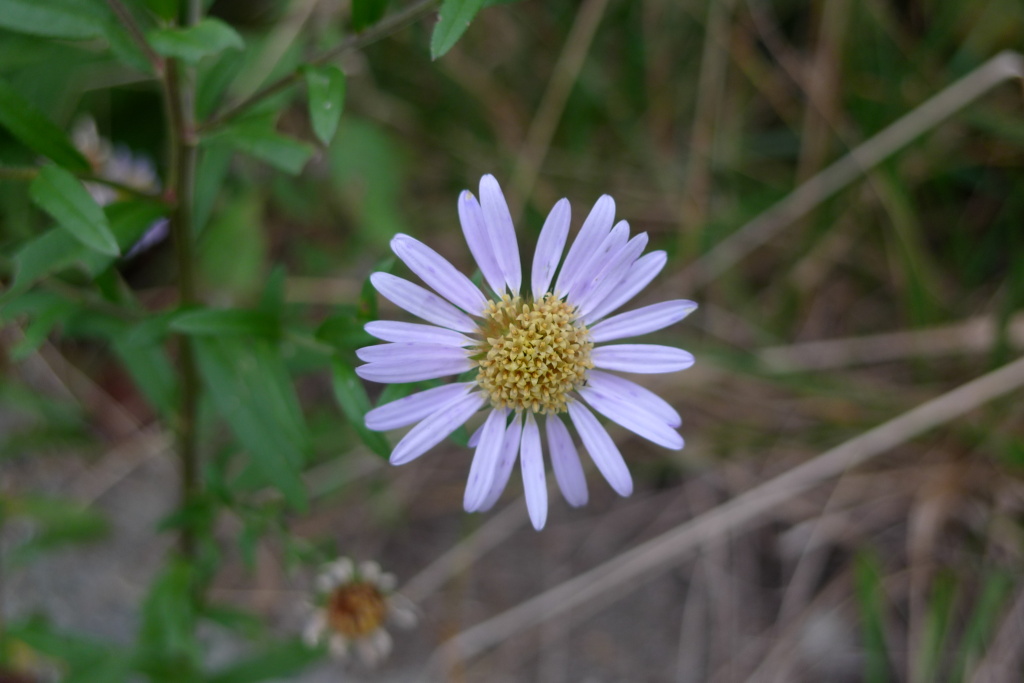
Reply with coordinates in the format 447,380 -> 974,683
104,0 -> 165,73
200,0 -> 440,131
163,9 -> 202,558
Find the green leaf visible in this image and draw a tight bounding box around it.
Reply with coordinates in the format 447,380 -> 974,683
211,119 -> 314,175
3,495 -> 109,564
952,571 -> 1013,681
30,165 -> 120,256
0,80 -> 90,172
915,572 -> 957,683
200,603 -> 264,639
8,295 -> 76,361
205,640 -> 322,683
8,616 -> 131,681
328,120 -> 406,246
316,309 -> 373,353
854,552 -> 891,683
142,0 -> 180,21
148,18 -> 244,64
303,65 -> 346,146
351,0 -> 389,31
331,359 -> 390,458
430,0 -> 487,59
136,560 -> 201,677
170,308 -> 279,338
193,142 -> 233,235
259,265 -> 287,314
194,338 -> 309,509
0,0 -> 105,39
110,318 -> 178,418
197,191 -> 267,298
2,200 -> 166,305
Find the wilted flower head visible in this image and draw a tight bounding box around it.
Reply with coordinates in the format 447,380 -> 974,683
304,558 -> 416,666
356,174 -> 696,529
71,117 -> 168,257
72,117 -> 160,203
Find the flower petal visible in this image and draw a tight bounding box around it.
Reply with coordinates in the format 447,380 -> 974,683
328,633 -> 350,659
458,190 -> 506,295
585,250 -> 667,322
479,174 -> 521,295
531,198 -> 570,299
575,232 -> 649,318
520,412 -> 548,530
554,194 -> 615,296
370,272 -> 476,332
389,391 -> 485,465
588,300 -> 699,342
365,382 -> 473,431
463,408 -> 508,512
355,342 -> 468,364
355,355 -> 474,383
303,611 -> 327,647
546,415 -> 588,507
579,385 -> 683,450
467,421 -> 484,448
364,320 -> 473,346
568,401 -> 632,496
359,561 -> 382,583
324,558 -> 355,587
567,220 -> 630,302
592,344 -> 695,373
391,234 -> 488,315
586,370 -> 680,427
478,414 -> 524,511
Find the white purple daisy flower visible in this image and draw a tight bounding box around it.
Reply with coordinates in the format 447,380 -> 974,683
356,174 -> 696,530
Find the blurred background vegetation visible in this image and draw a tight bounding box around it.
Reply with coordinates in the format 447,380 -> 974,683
1,0 -> 1024,681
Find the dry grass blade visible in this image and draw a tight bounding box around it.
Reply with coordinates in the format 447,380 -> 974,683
400,498 -> 528,603
677,50 -> 1024,289
435,355 -> 1024,668
759,313 -> 1024,372
507,0 -> 611,219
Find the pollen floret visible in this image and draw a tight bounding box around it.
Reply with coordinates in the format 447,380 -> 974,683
304,558 -> 418,666
326,581 -> 389,639
475,293 -> 593,414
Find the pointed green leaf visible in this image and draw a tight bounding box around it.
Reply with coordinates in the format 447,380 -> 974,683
137,560 -> 201,675
196,191 -> 267,297
142,0 -> 180,21
7,616 -> 130,680
0,0 -> 105,39
430,0 -> 487,59
112,334 -> 177,419
193,143 -> 234,234
30,165 -> 120,256
195,338 -> 309,509
148,18 -> 244,64
0,80 -> 90,172
3,201 -> 166,304
303,65 -> 346,146
170,308 -> 279,338
331,358 -> 390,458
211,119 -> 314,175
351,0 -> 389,31
4,495 -> 109,564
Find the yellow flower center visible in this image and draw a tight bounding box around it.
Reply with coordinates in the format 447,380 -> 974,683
326,582 -> 388,638
474,294 -> 593,414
